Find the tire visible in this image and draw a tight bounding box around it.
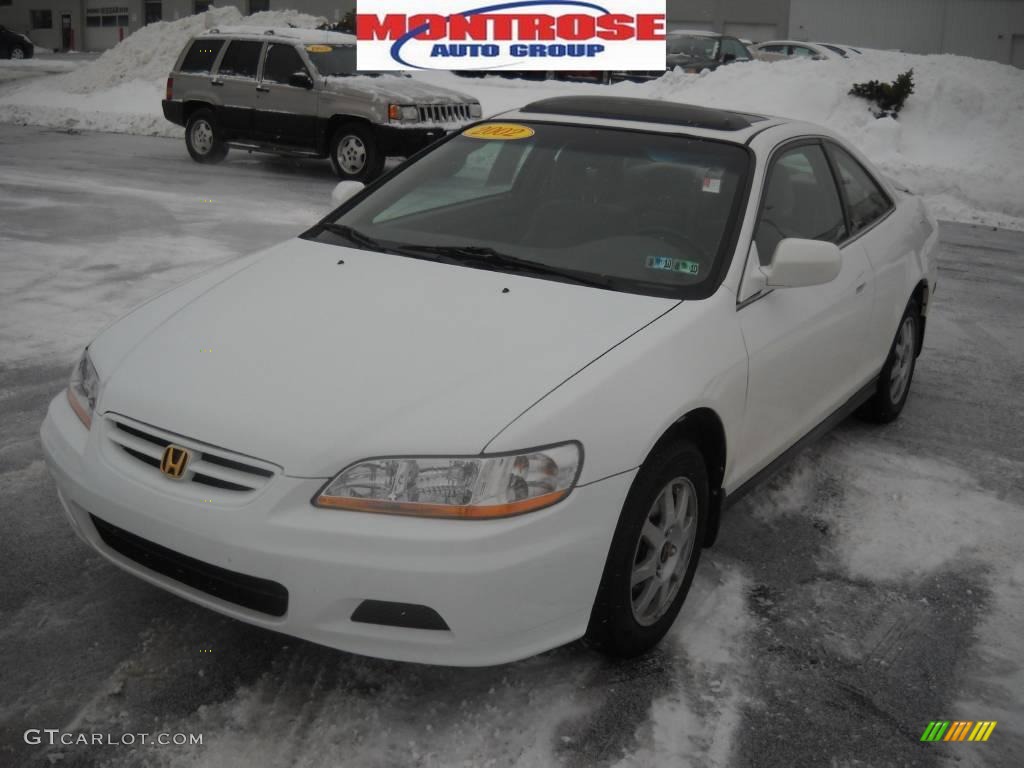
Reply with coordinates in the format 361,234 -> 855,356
185,108 -> 228,164
329,123 -> 383,182
588,441 -> 708,657
858,299 -> 921,423
11,46 -> 26,60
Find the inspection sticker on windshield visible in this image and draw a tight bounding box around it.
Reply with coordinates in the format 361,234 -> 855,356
463,123 -> 535,140
646,256 -> 700,275
305,44 -> 332,53
702,171 -> 723,194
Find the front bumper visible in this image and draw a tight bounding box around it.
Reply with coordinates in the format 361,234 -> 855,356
375,124 -> 454,158
40,392 -> 634,666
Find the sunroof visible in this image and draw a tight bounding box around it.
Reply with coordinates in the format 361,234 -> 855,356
520,96 -> 766,131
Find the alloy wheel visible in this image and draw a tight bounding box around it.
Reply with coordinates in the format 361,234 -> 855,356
888,316 -> 916,402
337,135 -> 367,175
190,119 -> 214,155
630,476 -> 699,626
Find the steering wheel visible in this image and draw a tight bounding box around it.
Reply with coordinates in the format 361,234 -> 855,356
635,226 -> 708,262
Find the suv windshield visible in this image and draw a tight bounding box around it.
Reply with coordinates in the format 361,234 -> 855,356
303,43 -> 395,77
310,123 -> 750,298
667,36 -> 719,59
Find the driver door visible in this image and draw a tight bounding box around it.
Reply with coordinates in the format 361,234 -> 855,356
732,141 -> 874,486
253,43 -> 318,148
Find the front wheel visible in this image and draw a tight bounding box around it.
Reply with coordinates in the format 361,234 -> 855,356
859,300 -> 920,423
588,441 -> 708,657
329,123 -> 383,182
11,46 -> 26,60
185,108 -> 228,164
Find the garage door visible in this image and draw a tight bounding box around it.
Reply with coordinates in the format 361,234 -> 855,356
1012,34 -> 1024,69
723,22 -> 778,44
83,6 -> 129,51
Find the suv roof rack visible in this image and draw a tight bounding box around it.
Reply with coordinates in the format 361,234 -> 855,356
520,96 -> 766,131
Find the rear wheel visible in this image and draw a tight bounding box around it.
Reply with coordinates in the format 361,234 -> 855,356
859,299 -> 921,423
185,108 -> 228,164
588,441 -> 707,657
329,123 -> 383,182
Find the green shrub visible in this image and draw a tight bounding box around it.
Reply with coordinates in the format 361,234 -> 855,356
849,69 -> 915,118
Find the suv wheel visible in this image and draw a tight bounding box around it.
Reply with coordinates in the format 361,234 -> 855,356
330,123 -> 383,182
185,108 -> 228,164
587,441 -> 708,657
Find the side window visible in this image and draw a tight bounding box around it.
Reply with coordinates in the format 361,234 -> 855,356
791,46 -> 815,58
762,45 -> 784,53
262,44 -> 307,85
722,38 -> 749,60
755,143 -> 847,265
179,39 -> 224,74
827,144 -> 893,233
216,40 -> 263,79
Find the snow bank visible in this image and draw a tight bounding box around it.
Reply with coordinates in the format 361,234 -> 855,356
1,20 -> 1022,229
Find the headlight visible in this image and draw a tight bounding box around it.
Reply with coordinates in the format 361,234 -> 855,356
388,104 -> 420,123
469,103 -> 483,118
67,348 -> 100,429
314,442 -> 582,519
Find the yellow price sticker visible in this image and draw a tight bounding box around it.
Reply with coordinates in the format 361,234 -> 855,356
305,44 -> 332,53
463,123 -> 536,140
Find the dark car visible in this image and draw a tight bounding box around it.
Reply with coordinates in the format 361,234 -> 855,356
611,32 -> 751,83
0,26 -> 34,60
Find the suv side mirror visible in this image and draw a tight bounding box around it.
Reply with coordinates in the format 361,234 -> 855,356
289,71 -> 314,89
764,238 -> 841,288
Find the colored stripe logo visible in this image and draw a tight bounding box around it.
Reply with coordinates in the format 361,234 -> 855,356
920,721 -> 997,742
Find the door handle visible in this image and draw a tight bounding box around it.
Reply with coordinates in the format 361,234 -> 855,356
856,282 -> 866,294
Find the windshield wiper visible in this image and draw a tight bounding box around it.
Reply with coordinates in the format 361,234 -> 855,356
318,223 -> 395,252
391,244 -> 614,289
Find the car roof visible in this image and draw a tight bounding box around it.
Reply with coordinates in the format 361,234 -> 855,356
199,26 -> 356,45
754,40 -> 821,47
499,96 -> 788,143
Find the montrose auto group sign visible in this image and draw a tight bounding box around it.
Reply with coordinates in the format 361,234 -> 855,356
356,0 -> 666,71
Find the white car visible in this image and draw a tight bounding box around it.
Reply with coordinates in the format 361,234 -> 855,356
41,96 -> 938,666
752,40 -> 845,61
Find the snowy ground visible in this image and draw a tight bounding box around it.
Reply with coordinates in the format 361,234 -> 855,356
1,124 -> 1022,767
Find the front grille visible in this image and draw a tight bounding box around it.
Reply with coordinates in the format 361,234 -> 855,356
90,514 -> 288,617
418,103 -> 472,124
106,416 -> 274,494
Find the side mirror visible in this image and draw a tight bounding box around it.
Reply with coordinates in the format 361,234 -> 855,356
331,180 -> 364,207
764,238 -> 841,288
289,71 -> 314,89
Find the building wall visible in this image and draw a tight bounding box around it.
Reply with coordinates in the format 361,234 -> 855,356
790,0 -> 1024,66
0,0 -> 81,50
667,0 -> 790,41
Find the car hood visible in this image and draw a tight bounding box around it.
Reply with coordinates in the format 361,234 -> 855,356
322,75 -> 474,104
95,239 -> 676,477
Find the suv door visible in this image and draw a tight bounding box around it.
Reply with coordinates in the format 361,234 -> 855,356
210,39 -> 264,136
253,43 -> 319,147
733,141 -> 874,484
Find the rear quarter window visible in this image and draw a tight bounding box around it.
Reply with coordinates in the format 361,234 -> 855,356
179,39 -> 224,74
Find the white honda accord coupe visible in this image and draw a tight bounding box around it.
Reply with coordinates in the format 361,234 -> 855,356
41,96 -> 938,666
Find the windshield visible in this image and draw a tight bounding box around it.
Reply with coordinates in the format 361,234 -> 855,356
667,36 -> 719,59
303,44 -> 395,77
310,123 -> 750,298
